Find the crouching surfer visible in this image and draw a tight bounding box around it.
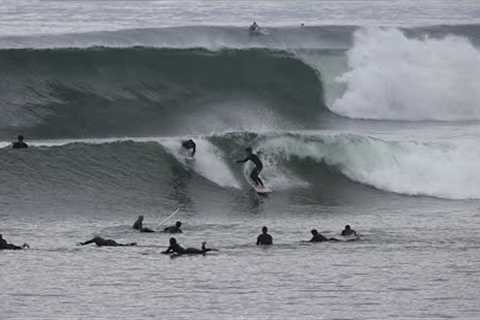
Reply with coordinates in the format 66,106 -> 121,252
237,147 -> 264,187
132,215 -> 155,233
78,236 -> 136,247
0,234 -> 29,250
162,237 -> 216,256
181,139 -> 196,158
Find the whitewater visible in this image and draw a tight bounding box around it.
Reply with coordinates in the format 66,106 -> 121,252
1,1 -> 480,320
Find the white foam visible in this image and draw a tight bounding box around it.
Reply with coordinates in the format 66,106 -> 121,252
160,137 -> 241,189
261,132 -> 480,200
331,28 -> 480,120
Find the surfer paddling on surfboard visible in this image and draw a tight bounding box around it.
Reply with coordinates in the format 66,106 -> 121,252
237,147 -> 264,188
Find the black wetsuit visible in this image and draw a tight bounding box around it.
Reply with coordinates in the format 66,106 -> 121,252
182,139 -> 196,157
132,219 -> 155,233
163,226 -> 182,233
256,233 -> 273,245
164,243 -> 210,255
0,237 -> 25,250
238,154 -> 264,187
310,233 -> 328,242
12,142 -> 28,149
341,229 -> 357,236
80,236 -> 136,247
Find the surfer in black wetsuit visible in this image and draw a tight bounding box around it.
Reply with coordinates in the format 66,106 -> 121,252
308,229 -> 329,242
341,225 -> 357,236
256,226 -> 273,245
78,236 -> 136,247
163,221 -> 182,233
181,139 -> 196,158
132,215 -> 155,233
162,237 -> 214,255
0,234 -> 29,250
237,147 -> 264,187
249,21 -> 259,33
12,135 -> 28,149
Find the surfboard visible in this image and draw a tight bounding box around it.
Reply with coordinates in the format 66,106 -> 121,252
158,208 -> 180,226
334,234 -> 360,242
254,185 -> 272,195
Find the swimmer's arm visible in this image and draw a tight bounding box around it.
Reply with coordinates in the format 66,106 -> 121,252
162,246 -> 173,254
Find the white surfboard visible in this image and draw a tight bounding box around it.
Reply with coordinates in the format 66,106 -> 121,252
254,185 -> 272,195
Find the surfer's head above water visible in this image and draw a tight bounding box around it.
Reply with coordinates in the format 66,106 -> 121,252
245,147 -> 252,154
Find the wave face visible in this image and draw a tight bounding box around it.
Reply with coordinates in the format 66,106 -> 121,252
2,26 -> 480,139
2,132 -> 480,201
0,47 -> 325,138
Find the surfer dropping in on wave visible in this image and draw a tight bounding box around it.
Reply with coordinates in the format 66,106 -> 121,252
249,21 -> 259,33
181,139 -> 196,158
237,147 -> 264,187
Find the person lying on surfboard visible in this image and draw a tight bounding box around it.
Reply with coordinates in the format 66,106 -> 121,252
162,237 -> 215,256
0,234 -> 29,250
78,236 -> 136,247
163,221 -> 182,234
237,147 -> 264,187
181,139 -> 196,158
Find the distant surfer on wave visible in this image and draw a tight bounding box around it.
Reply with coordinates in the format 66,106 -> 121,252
0,234 -> 29,250
78,236 -> 136,247
162,237 -> 215,256
132,215 -> 155,233
181,139 -> 196,158
237,147 -> 264,187
12,135 -> 28,149
249,21 -> 260,34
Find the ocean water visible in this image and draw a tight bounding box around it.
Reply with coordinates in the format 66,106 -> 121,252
1,1 -> 480,319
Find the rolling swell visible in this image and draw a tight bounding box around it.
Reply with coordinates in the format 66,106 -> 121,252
0,47 -> 325,138
2,131 -> 480,200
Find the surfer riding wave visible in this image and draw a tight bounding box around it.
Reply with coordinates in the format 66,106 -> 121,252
237,147 -> 264,187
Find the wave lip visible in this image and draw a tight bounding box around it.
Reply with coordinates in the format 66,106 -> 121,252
331,28 -> 480,121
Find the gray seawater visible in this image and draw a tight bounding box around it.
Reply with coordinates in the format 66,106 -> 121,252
1,1 -> 480,319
